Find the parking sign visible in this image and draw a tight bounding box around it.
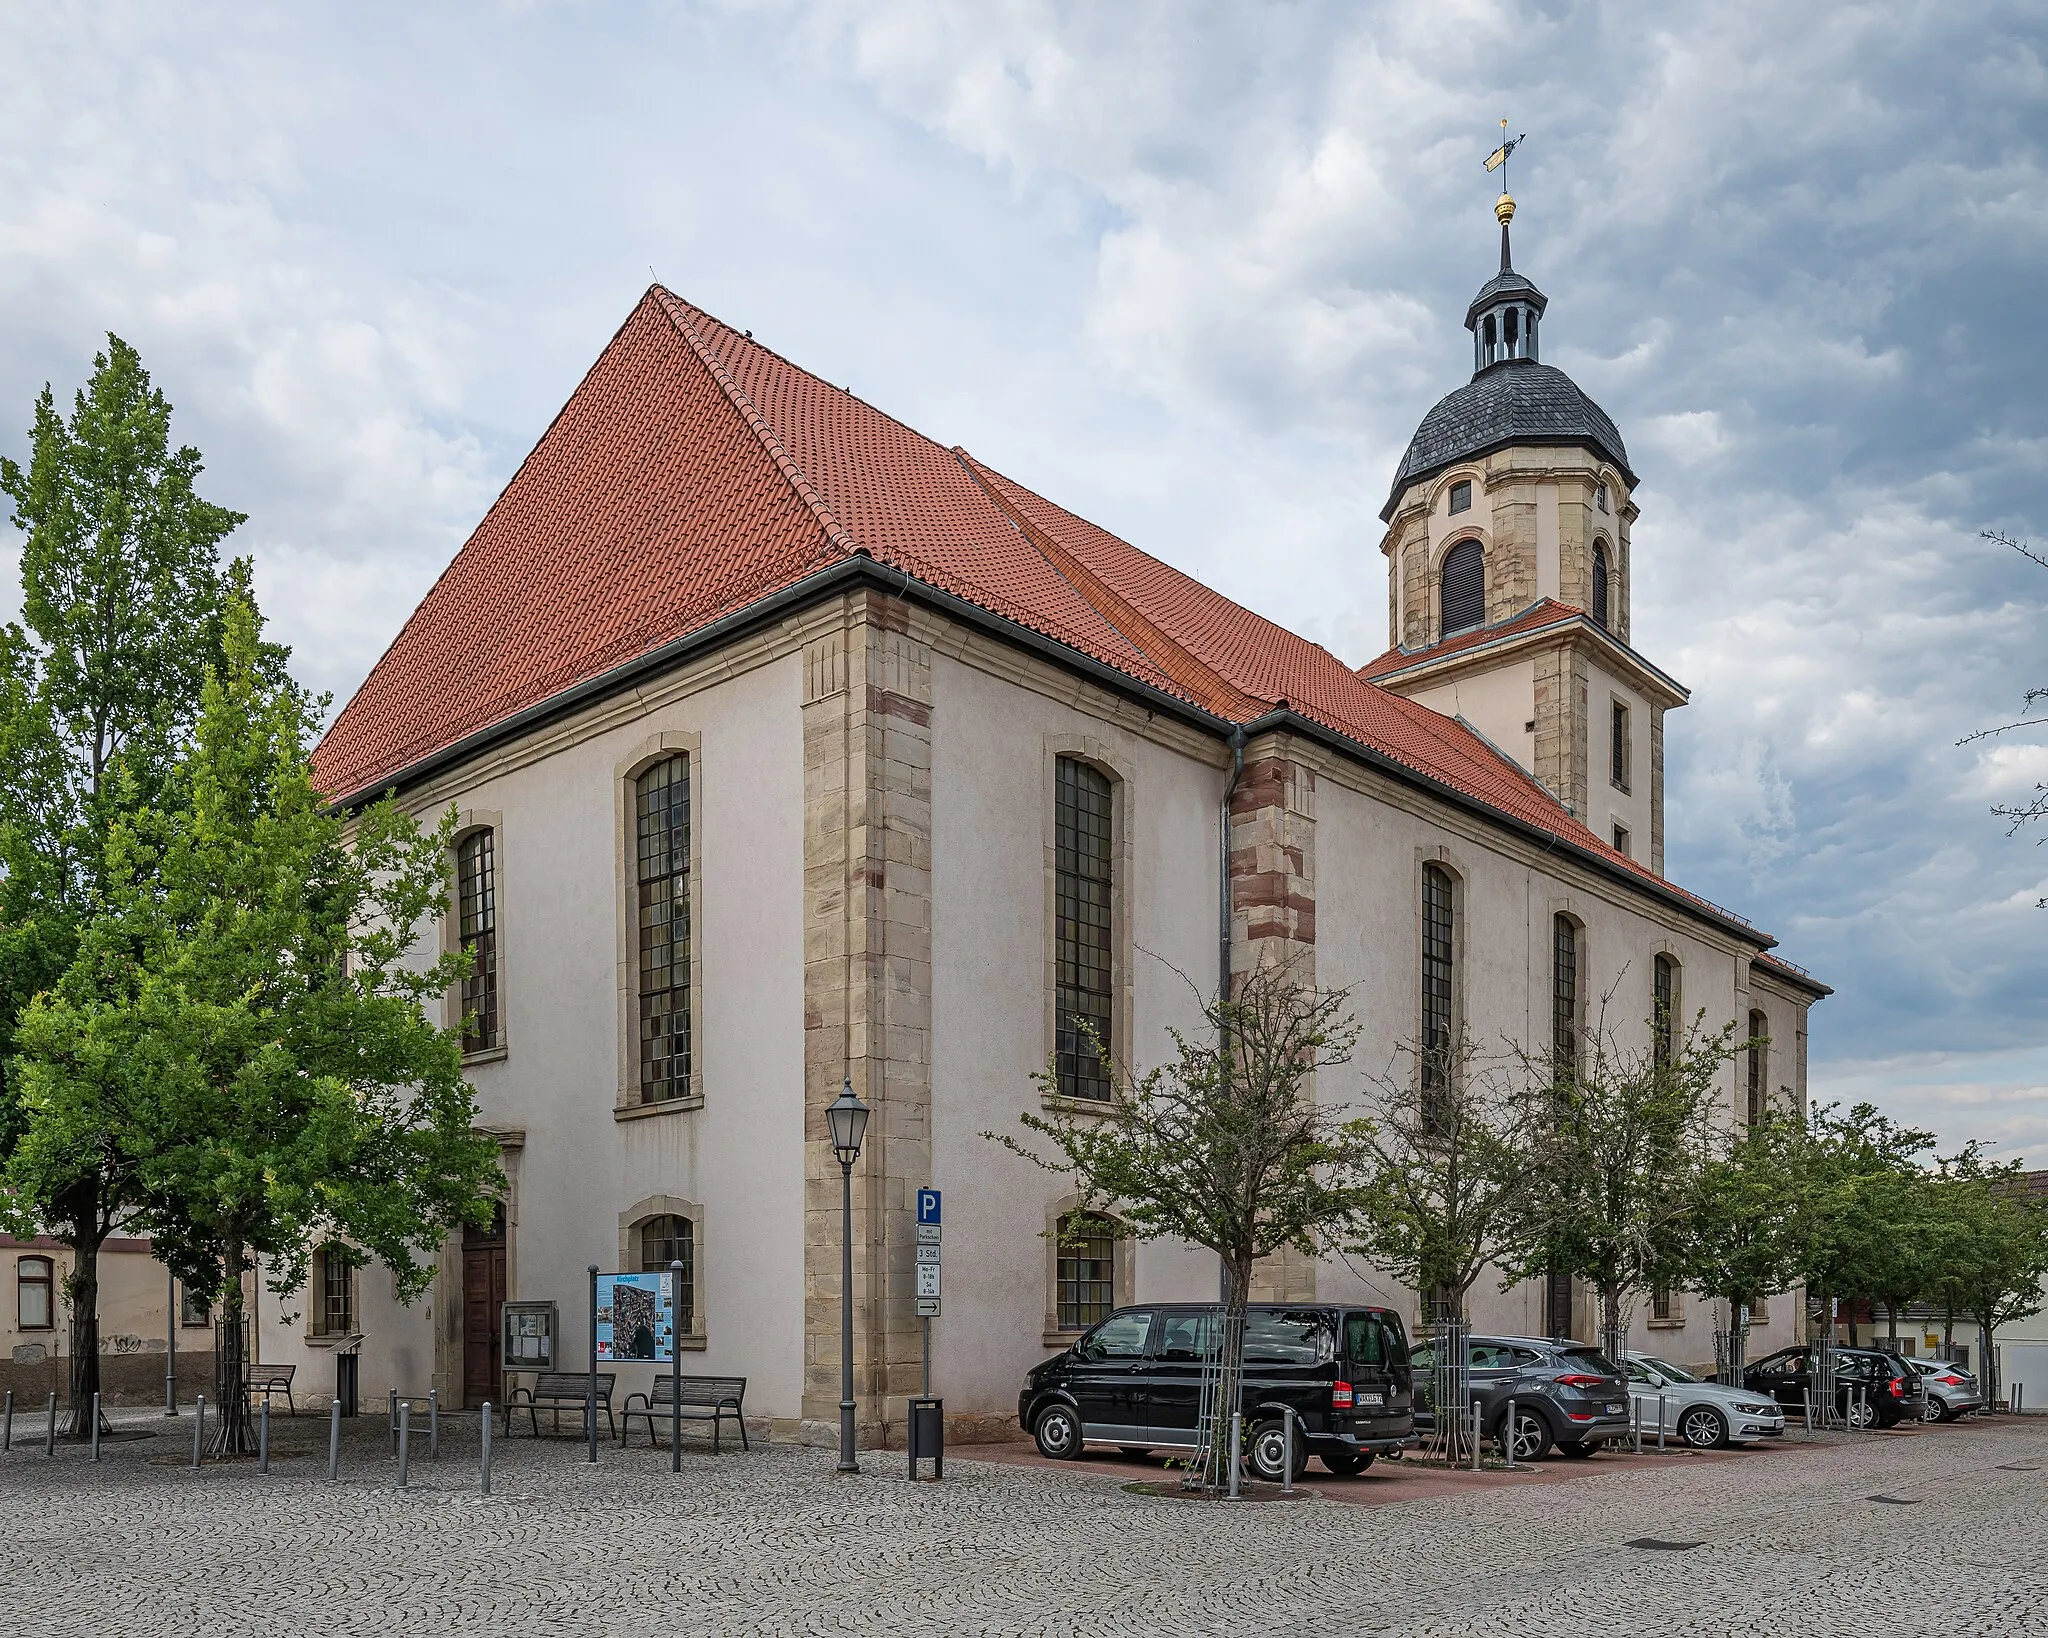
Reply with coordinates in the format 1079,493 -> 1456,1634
917,1188 -> 941,1225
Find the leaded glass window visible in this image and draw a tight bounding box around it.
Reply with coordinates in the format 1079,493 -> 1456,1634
1056,1214 -> 1116,1331
1747,1009 -> 1768,1125
1054,758 -> 1113,1101
1654,955 -> 1678,1069
457,828 -> 499,1053
1552,915 -> 1579,1081
1592,543 -> 1610,628
636,756 -> 691,1103
1610,699 -> 1631,792
1421,865 -> 1455,1100
319,1246 -> 354,1337
639,1213 -> 696,1335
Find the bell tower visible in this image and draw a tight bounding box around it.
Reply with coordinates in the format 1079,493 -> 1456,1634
1361,162 -> 1688,874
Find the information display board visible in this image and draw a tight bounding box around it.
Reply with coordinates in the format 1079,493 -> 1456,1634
594,1271 -> 680,1363
502,1301 -> 558,1372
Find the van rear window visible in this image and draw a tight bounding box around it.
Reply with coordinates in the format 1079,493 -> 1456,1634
1343,1312 -> 1409,1367
1243,1311 -> 1335,1366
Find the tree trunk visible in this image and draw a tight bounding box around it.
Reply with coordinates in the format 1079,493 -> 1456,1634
1598,1281 -> 1625,1372
1980,1313 -> 1999,1409
1942,1305 -> 1954,1362
63,1232 -> 104,1441
211,1235 -> 254,1455
1210,1251 -> 1255,1491
1846,1302 -> 1859,1345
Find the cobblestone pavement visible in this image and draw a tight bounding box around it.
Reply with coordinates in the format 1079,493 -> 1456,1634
3,1409 -> 2045,1636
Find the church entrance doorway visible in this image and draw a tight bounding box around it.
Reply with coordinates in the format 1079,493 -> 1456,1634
462,1204 -> 507,1409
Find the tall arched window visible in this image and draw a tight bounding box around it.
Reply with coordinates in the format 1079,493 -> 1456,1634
1421,865 -> 1456,1100
1653,954 -> 1678,1068
1551,916 -> 1579,1081
1747,1010 -> 1769,1126
1054,758 -> 1114,1101
1055,1213 -> 1117,1331
1440,540 -> 1485,636
639,1213 -> 696,1335
457,828 -> 499,1053
1591,543 -> 1610,629
635,755 -> 691,1103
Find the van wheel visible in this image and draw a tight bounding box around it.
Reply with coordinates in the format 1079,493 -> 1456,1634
1033,1404 -> 1082,1460
1247,1420 -> 1311,1482
1318,1448 -> 1373,1476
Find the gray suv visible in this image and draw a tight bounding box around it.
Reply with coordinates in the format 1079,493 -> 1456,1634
1411,1334 -> 1633,1459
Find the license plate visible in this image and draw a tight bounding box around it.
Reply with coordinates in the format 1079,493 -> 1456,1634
1605,1403 -> 1623,1414
1357,1391 -> 1384,1407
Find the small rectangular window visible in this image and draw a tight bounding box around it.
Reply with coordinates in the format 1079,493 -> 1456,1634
1610,700 -> 1631,793
180,1283 -> 213,1328
1612,824 -> 1630,857
317,1247 -> 355,1337
1448,480 -> 1472,515
1056,1215 -> 1117,1331
17,1257 -> 53,1331
1651,1286 -> 1674,1322
1595,482 -> 1610,513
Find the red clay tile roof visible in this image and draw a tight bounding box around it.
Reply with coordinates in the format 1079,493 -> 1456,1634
1358,599 -> 1584,681
313,287 -> 1784,951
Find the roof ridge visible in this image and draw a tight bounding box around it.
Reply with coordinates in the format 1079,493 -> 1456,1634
953,449 -> 1264,720
652,289 -> 861,561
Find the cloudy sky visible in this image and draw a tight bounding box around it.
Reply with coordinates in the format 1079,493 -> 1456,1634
2,1 -> 2044,1157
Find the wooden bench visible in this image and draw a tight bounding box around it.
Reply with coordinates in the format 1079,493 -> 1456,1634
246,1363 -> 298,1416
619,1376 -> 749,1452
506,1371 -> 617,1438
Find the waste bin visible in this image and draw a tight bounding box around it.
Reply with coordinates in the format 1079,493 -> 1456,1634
908,1396 -> 943,1480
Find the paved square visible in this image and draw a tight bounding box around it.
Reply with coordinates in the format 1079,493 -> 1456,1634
2,1410 -> 2044,1635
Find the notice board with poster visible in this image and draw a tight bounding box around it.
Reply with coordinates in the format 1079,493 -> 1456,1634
594,1271 -> 680,1363
502,1301 -> 558,1373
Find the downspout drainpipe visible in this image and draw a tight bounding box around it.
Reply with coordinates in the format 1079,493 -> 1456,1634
1218,725 -> 1245,1307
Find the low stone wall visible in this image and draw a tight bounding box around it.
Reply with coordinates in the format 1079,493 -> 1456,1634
0,1349 -> 218,1407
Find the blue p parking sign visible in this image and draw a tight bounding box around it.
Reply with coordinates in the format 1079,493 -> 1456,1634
917,1188 -> 941,1226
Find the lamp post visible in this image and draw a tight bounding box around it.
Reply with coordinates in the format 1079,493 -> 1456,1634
826,1080 -> 870,1474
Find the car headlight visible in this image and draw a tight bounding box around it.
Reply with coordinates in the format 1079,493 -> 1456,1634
1735,1402 -> 1775,1415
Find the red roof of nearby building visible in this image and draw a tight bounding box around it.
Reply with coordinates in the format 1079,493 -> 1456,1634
313,288 -> 1783,949
1357,599 -> 1584,681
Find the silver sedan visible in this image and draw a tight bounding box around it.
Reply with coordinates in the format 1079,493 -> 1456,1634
1909,1358 -> 1987,1422
1625,1353 -> 1786,1448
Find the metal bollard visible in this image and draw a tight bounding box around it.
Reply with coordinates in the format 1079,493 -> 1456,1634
3,1388 -> 12,1452
1657,1391 -> 1667,1451
259,1398 -> 270,1474
191,1396 -> 205,1468
1470,1400 -> 1482,1471
1632,1397 -> 1642,1455
1227,1411 -> 1242,1499
91,1392 -> 101,1463
396,1401 -> 411,1491
388,1389 -> 398,1454
328,1400 -> 342,1482
429,1388 -> 439,1460
1502,1396 -> 1517,1469
1803,1391 -> 1813,1437
1281,1407 -> 1295,1495
46,1392 -> 57,1457
481,1402 -> 493,1497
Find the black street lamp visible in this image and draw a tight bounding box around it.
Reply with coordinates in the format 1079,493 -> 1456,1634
826,1079 -> 870,1474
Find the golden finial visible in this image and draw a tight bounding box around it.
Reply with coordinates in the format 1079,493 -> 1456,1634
1496,193 -> 1516,225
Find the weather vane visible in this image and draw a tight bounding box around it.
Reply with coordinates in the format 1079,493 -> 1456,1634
1484,118 -> 1525,193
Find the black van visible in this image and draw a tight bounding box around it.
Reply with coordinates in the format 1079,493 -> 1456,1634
1017,1303 -> 1413,1480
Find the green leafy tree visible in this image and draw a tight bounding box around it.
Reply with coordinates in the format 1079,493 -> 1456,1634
1931,1147 -> 2048,1405
1680,1113 -> 1807,1371
991,963 -> 1367,1486
0,336 -> 244,1434
1345,1034 -> 1543,1326
58,592 -> 502,1453
1787,1102 -> 1935,1345
1514,1004 -> 1735,1367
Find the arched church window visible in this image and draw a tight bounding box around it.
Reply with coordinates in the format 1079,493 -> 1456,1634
1420,865 -> 1456,1103
1440,540 -> 1485,636
1503,305 -> 1520,358
1591,544 -> 1610,629
1481,313 -> 1497,366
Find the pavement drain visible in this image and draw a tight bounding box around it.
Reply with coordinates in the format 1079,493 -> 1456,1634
1997,1463 -> 2040,1471
1625,1537 -> 1703,1550
1867,1494 -> 1921,1504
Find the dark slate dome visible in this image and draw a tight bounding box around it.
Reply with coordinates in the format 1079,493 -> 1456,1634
1379,361 -> 1633,521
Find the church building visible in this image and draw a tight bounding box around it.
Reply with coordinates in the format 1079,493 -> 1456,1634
278,193 -> 1828,1441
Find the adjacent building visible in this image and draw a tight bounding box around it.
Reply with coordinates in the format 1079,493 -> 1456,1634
269,197 -> 1828,1439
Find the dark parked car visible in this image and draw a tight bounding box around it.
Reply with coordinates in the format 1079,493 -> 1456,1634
1018,1303 -> 1413,1480
1410,1335 -> 1633,1460
1743,1346 -> 1927,1428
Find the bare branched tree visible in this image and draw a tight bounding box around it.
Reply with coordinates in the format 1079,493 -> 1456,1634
1958,531 -> 2048,884
1343,1034 -> 1544,1326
